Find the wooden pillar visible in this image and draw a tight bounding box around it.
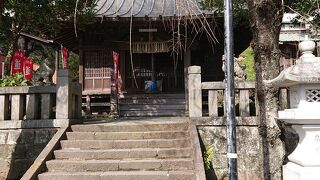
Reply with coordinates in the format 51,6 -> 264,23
79,34 -> 84,90
151,54 -> 155,81
53,48 -> 59,84
184,49 -> 191,112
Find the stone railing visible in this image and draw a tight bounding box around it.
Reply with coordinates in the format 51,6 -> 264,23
0,86 -> 56,120
201,81 -> 256,117
188,66 -> 257,118
0,69 -> 82,121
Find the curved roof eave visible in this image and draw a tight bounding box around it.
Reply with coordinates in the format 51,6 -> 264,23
95,0 -> 216,20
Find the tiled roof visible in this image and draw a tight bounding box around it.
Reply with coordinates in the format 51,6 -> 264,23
95,0 -> 213,18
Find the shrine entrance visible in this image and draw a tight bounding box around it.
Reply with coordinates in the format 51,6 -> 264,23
123,52 -> 184,94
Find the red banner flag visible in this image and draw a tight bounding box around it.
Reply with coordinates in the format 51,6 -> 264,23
11,50 -> 25,75
62,47 -> 68,69
23,57 -> 33,80
113,51 -> 119,95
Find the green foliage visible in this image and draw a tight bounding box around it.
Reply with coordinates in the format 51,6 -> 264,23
200,0 -> 249,25
0,0 -> 97,55
28,42 -> 56,65
285,1 -> 320,29
240,47 -> 255,81
203,145 -> 214,170
0,73 -> 28,87
69,51 -> 79,80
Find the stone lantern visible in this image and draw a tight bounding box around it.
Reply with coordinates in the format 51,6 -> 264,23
265,38 -> 320,180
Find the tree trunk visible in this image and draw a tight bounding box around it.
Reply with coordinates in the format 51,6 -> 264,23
5,21 -> 19,64
247,1 -> 285,180
0,0 -> 3,26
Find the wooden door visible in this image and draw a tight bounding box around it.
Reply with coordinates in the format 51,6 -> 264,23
83,50 -> 113,94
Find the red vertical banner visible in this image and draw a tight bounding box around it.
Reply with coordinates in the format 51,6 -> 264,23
23,57 -> 33,80
61,47 -> 69,69
113,51 -> 119,95
11,50 -> 25,75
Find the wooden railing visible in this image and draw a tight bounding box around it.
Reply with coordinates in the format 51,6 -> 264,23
0,70 -> 82,121
188,66 -> 257,118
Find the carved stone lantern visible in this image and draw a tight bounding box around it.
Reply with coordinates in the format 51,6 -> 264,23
265,38 -> 320,180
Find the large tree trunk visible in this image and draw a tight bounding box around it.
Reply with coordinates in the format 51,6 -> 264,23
247,1 -> 285,180
5,21 -> 19,64
0,0 -> 3,26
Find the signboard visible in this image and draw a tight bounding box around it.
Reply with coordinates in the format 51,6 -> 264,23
113,51 -> 119,95
23,57 -> 33,80
61,47 -> 68,69
11,50 -> 25,75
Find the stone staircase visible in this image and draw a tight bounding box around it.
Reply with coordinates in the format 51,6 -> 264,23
119,93 -> 186,117
37,118 -> 205,180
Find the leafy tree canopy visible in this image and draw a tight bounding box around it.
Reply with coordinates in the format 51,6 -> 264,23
284,0 -> 320,30
0,0 -> 96,54
200,0 -> 249,25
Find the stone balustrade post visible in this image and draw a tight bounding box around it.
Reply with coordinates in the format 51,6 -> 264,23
188,66 -> 202,117
26,94 -> 39,120
56,69 -> 72,119
11,95 -> 24,120
0,95 -> 9,120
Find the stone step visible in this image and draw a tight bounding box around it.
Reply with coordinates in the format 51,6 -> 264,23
71,121 -> 189,132
120,110 -> 186,117
54,148 -> 192,160
121,93 -> 186,99
120,104 -> 186,111
66,131 -> 189,140
118,98 -> 186,105
60,139 -> 191,150
38,170 -> 195,180
46,158 -> 194,172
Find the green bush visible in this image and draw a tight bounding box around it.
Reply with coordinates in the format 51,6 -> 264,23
204,145 -> 214,170
240,47 -> 255,81
0,73 -> 29,87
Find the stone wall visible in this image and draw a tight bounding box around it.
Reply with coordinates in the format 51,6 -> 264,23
0,128 -> 57,180
196,117 -> 263,180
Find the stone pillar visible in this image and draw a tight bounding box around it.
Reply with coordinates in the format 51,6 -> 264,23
11,95 -> 24,120
56,69 -> 72,119
184,49 -> 191,113
41,94 -> 53,119
85,95 -> 91,115
188,66 -> 202,117
74,94 -> 82,119
26,94 -> 39,120
0,95 -> 9,120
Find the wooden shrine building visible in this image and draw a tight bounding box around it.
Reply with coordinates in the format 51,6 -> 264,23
78,0 -> 251,116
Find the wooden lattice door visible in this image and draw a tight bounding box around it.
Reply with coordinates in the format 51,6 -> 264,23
83,50 -> 113,94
